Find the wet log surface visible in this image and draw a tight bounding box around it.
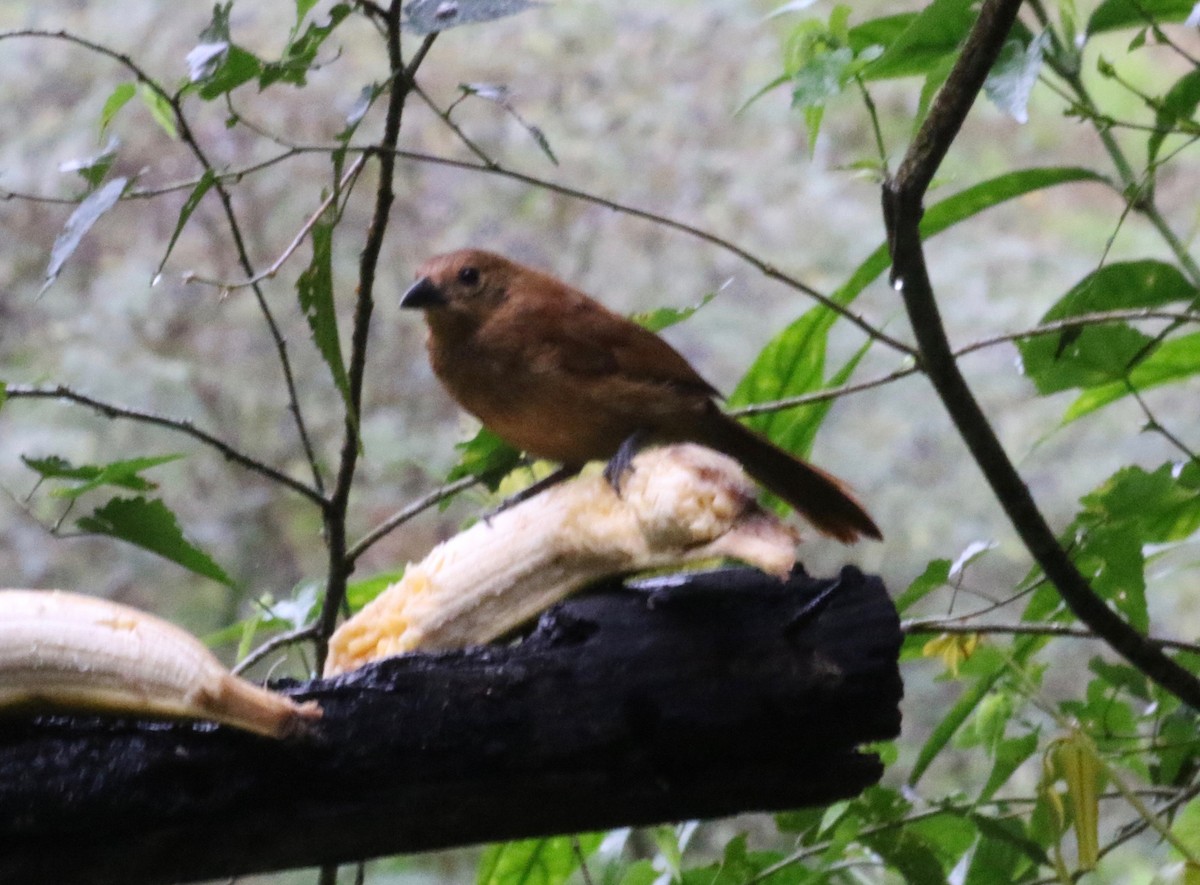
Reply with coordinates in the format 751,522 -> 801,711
0,565 -> 902,884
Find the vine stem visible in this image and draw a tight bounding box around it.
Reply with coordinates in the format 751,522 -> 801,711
882,0 -> 1200,709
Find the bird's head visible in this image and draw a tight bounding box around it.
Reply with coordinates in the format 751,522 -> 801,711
400,249 -> 515,325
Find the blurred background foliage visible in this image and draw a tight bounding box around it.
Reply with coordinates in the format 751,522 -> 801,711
1,0 -> 1199,882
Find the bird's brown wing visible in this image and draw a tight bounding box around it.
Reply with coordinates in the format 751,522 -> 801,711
534,293 -> 720,398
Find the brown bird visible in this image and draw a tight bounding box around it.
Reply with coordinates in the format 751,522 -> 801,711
400,249 -> 881,543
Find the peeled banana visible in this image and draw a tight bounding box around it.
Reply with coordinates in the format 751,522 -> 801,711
0,589 -> 321,739
326,443 -> 800,674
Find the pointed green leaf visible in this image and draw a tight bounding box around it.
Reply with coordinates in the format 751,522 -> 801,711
631,291 -> 717,332
963,814 -> 1047,884
197,44 -> 263,99
296,219 -> 352,412
476,834 -> 603,885
1148,69 -> 1200,169
447,427 -> 523,491
22,453 -> 184,498
77,496 -> 233,586
833,167 -> 1108,309
156,169 -> 216,279
1064,331 -> 1200,422
139,85 -> 178,138
1087,0 -> 1198,34
895,558 -> 952,612
980,732 -> 1040,802
41,176 -> 129,296
260,4 -> 351,89
860,827 -> 949,884
861,0 -> 978,80
728,305 -> 831,457
99,82 -> 137,138
0,381 -> 7,413
1018,260 -> 1197,395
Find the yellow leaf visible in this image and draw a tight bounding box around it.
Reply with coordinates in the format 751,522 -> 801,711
921,632 -> 980,677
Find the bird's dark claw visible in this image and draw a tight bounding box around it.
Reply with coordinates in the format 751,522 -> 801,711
603,431 -> 647,495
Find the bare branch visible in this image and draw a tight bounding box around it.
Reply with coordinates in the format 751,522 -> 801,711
346,474 -> 479,566
5,385 -> 324,506
183,155 -> 367,291
903,618 -> 1200,655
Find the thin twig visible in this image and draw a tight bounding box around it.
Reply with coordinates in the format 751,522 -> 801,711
346,474 -> 479,566
5,385 -> 324,505
232,624 -> 319,676
382,147 -> 917,357
184,155 -> 367,291
903,618 -> 1200,655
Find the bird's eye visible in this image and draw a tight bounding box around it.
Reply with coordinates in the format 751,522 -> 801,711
457,266 -> 480,286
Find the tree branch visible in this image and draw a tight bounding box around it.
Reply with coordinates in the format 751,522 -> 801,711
903,618 -> 1200,655
4,385 -> 324,505
882,0 -> 1200,709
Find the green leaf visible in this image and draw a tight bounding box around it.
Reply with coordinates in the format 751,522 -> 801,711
963,815 -> 1046,884
980,732 -> 1040,801
833,166 -> 1108,310
631,290 -> 716,332
1064,331 -> 1200,421
728,305 -> 831,458
860,826 -> 948,884
40,176 -> 129,296
296,219 -> 352,413
679,833 -> 805,885
476,834 -> 602,885
1087,0 -> 1198,34
1148,69 -> 1200,170
139,84 -> 178,138
260,4 -> 352,89
22,453 -> 183,498
861,0 -> 978,81
58,141 -> 120,191
99,82 -> 137,138
1017,260 -> 1198,395
1059,464 -> 1200,633
0,381 -> 6,413
895,559 -> 951,612
1043,260 -> 1196,321
910,672 -> 1002,786
77,496 -> 233,586
791,44 -> 855,110
984,32 -> 1049,124
1081,463 -> 1200,544
197,44 -> 263,99
848,13 -> 918,55
155,169 -> 216,280
447,427 -> 524,491
346,570 -> 404,611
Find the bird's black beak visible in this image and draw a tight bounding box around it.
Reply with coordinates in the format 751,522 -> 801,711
400,276 -> 447,309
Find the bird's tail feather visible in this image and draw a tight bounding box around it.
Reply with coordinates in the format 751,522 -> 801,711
697,412 -> 882,543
